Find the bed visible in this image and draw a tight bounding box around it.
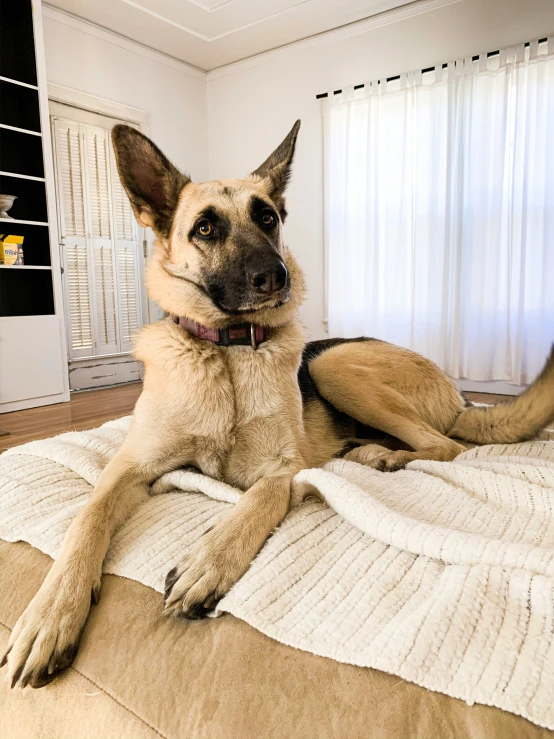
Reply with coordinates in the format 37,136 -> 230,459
2,539 -> 552,739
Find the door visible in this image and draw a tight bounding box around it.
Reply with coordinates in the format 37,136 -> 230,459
51,108 -> 145,389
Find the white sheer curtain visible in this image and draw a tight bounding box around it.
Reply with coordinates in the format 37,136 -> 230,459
324,39 -> 554,384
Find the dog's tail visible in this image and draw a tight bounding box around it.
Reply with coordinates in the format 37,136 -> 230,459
448,345 -> 554,444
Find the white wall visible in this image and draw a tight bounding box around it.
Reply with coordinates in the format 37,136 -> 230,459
207,0 -> 554,340
43,11 -> 208,181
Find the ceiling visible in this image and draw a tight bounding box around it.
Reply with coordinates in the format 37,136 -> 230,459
45,0 -> 415,71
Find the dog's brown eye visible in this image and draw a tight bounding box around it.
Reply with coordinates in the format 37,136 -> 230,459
196,221 -> 213,237
261,212 -> 275,228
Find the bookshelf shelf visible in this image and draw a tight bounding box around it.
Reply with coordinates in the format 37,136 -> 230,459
0,265 -> 52,270
0,123 -> 42,137
0,218 -> 48,226
0,75 -> 38,90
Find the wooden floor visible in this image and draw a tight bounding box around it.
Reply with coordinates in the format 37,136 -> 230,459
0,383 -> 508,452
0,383 -> 142,451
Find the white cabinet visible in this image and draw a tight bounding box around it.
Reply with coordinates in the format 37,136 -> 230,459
0,316 -> 66,409
0,0 -> 69,412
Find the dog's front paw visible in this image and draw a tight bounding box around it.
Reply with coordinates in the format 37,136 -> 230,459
1,573 -> 99,688
164,526 -> 247,620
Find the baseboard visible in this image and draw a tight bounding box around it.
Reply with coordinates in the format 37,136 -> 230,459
0,391 -> 70,413
456,379 -> 525,396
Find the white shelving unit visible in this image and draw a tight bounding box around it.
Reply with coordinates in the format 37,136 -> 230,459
0,0 -> 69,412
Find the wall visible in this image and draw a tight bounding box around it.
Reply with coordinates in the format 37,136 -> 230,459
43,10 -> 208,181
43,0 -> 554,341
207,0 -> 554,340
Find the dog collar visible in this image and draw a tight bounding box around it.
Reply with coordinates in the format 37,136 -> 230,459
170,314 -> 270,349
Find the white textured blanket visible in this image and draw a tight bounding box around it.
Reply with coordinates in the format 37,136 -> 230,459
1,418 -> 553,729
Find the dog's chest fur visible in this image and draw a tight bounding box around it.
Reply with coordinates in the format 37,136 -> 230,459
134,319 -> 307,490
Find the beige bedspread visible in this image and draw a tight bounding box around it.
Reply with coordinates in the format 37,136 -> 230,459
2,540 -> 552,739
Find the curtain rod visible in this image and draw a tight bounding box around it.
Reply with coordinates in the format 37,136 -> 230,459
315,38 -> 547,99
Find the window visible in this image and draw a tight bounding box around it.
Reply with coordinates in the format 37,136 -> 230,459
324,39 -> 553,384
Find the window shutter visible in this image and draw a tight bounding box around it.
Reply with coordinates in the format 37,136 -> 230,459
57,121 -> 86,238
64,241 -> 93,356
116,243 -> 141,352
87,127 -> 112,239
111,148 -> 136,241
85,128 -> 119,355
110,137 -> 142,353
93,243 -> 119,353
54,119 -> 93,359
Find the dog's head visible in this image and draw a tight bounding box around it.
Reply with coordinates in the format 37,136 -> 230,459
112,121 -> 305,328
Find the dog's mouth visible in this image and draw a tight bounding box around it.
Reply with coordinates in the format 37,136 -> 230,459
213,287 -> 291,315
161,261 -> 291,316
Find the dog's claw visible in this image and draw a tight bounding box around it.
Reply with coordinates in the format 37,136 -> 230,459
179,602 -> 210,620
203,593 -> 218,610
19,672 -> 32,689
0,648 -> 10,668
11,663 -> 25,689
164,566 -> 179,601
31,670 -> 57,689
91,583 -> 101,606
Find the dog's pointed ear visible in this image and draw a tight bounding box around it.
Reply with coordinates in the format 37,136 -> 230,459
111,125 -> 190,238
251,120 -> 300,216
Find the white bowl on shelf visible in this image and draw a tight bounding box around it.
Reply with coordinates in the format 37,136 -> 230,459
0,195 -> 18,219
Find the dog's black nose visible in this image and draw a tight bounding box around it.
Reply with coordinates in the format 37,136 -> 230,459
247,260 -> 288,294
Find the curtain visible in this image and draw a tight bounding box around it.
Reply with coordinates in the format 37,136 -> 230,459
324,39 -> 554,384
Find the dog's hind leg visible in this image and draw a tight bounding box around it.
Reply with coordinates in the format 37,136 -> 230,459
2,434 -> 178,689
310,356 -> 465,471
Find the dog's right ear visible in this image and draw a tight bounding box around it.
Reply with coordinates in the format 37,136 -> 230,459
111,125 -> 190,238
251,120 -> 300,219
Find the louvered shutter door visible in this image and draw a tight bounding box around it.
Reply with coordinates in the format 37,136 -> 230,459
110,139 -> 142,353
54,119 -> 94,359
116,243 -> 141,352
85,127 -> 119,356
111,143 -> 136,242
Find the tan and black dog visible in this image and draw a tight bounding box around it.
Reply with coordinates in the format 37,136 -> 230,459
3,121 -> 554,689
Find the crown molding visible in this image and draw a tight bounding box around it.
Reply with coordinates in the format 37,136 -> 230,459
43,0 -> 462,78
43,4 -> 207,77
207,0 -> 462,80
48,82 -> 151,126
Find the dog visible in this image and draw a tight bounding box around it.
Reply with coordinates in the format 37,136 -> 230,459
3,121 -> 554,689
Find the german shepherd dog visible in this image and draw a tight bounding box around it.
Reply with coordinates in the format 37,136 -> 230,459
4,122 -> 554,689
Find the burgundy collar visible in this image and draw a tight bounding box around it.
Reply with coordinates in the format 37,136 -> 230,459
170,314 -> 270,349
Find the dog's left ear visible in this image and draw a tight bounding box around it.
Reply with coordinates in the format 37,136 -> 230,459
251,120 -> 300,217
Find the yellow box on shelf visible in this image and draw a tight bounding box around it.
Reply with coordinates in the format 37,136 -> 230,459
0,235 -> 24,265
